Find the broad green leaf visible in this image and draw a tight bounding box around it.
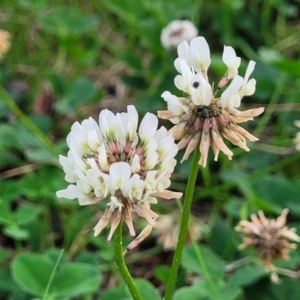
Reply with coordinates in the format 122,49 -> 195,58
55,77 -> 97,114
0,202 -> 14,225
100,286 -> 130,300
209,216 -> 236,259
11,253 -> 53,296
252,175 -> 300,215
219,282 -> 242,300
173,285 -> 209,300
102,0 -> 147,20
12,253 -> 101,298
133,279 -> 162,300
182,244 -> 225,280
16,204 -> 41,225
38,7 -> 99,37
0,269 -> 16,292
17,0 -> 47,10
273,58 -> 300,77
228,265 -> 266,287
224,198 -> 244,218
174,278 -> 241,300
0,124 -> 16,148
153,265 -> 170,284
3,226 -> 29,240
0,248 -> 10,263
50,263 -> 101,297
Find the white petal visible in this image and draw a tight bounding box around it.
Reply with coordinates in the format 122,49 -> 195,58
189,36 -> 211,73
222,46 -> 241,79
139,113 -> 158,143
190,73 -> 213,105
221,75 -> 243,108
109,162 -> 132,192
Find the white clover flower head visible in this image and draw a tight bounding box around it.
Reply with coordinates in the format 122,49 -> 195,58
160,20 -> 198,49
57,105 -> 182,241
157,36 -> 264,167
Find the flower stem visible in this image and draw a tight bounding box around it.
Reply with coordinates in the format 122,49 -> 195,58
164,148 -> 200,300
113,222 -> 142,300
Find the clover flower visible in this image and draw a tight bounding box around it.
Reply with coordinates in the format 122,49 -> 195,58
0,29 -> 10,59
160,20 -> 198,49
155,213 -> 205,251
235,209 -> 300,270
158,36 -> 264,167
56,105 -> 182,240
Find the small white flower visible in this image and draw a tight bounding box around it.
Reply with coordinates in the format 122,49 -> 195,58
174,41 -> 190,72
222,46 -> 241,80
174,59 -> 194,94
239,60 -> 256,97
160,20 -> 198,49
57,105 -> 182,241
221,75 -> 244,108
188,36 -> 211,74
190,73 -> 213,106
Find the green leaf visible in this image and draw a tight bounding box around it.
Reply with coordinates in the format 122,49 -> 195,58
12,254 -> 101,298
1,179 -> 23,202
0,124 -> 16,148
253,175 -> 300,215
224,198 -> 244,218
102,0 -> 147,21
134,279 -> 162,300
0,248 -> 10,263
153,265 -> 170,284
100,285 -> 130,300
3,226 -> 29,240
228,265 -> 266,287
11,253 -> 53,296
0,202 -> 14,225
209,217 -> 237,259
17,0 -> 47,10
173,285 -> 208,300
182,244 -> 225,280
55,77 -> 97,114
0,269 -> 16,292
50,263 -> 101,297
16,204 -> 41,226
38,7 -> 99,37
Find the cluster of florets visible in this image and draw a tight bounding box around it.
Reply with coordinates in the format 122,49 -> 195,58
56,105 -> 181,240
235,209 -> 300,270
158,36 -> 264,167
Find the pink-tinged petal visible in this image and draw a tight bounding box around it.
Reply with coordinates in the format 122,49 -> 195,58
94,209 -> 113,236
127,225 -> 153,250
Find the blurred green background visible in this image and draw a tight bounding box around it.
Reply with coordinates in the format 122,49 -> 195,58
1,0 -> 300,299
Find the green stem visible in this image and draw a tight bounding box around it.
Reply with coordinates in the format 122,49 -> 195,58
113,223 -> 142,300
0,86 -> 58,155
164,148 -> 200,300
43,249 -> 64,300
